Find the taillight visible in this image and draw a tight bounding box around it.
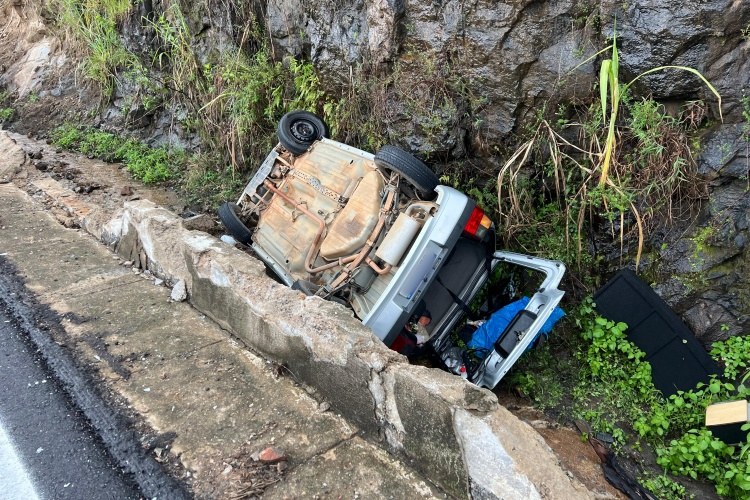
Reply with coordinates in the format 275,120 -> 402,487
463,206 -> 492,240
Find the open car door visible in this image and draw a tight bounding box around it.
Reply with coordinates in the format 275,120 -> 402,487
470,252 -> 565,389
431,251 -> 565,389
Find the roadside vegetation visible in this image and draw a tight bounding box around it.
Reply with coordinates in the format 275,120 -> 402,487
512,302 -> 750,498
50,124 -> 184,184
40,2 -> 750,497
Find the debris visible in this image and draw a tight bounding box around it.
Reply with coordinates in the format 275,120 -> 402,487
575,420 -> 657,499
258,447 -> 287,464
182,214 -> 216,232
171,280 -> 187,302
706,399 -> 749,444
220,234 -> 238,246
595,269 -> 718,396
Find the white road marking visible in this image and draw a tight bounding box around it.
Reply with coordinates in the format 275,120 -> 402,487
0,419 -> 40,500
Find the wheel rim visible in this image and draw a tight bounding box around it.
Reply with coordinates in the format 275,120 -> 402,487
291,120 -> 316,141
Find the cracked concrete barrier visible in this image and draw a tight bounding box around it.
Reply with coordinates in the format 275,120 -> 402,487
101,199 -> 592,499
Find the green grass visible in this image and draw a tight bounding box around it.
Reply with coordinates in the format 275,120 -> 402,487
52,0 -> 139,95
50,124 -> 183,184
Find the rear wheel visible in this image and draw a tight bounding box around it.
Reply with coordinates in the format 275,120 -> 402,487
374,145 -> 438,196
277,111 -> 328,155
218,202 -> 253,244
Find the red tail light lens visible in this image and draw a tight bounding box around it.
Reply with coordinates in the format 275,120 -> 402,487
463,206 -> 492,240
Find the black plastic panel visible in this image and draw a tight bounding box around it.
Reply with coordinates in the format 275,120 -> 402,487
594,269 -> 718,396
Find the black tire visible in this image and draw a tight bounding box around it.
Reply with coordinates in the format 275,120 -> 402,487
374,145 -> 438,195
218,202 -> 253,244
277,111 -> 329,155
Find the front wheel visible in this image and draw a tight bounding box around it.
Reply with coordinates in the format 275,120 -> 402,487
277,111 -> 329,155
374,145 -> 438,196
218,202 -> 253,244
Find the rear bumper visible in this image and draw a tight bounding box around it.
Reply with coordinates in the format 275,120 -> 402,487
362,186 -> 475,345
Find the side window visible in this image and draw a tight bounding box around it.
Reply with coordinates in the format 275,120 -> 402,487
472,262 -> 546,318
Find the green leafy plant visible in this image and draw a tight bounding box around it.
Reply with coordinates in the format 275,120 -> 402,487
0,107 -> 13,121
657,428 -> 750,497
711,335 -> 750,380
596,31 -> 721,187
639,472 -> 688,500
50,124 -> 184,184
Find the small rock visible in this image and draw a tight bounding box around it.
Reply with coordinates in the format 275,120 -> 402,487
29,150 -> 43,160
123,260 -> 133,266
221,464 -> 233,476
170,280 -> 187,302
318,401 -> 330,412
182,214 -> 216,232
154,278 -> 164,286
34,161 -> 49,171
220,235 -> 238,246
258,447 -> 287,464
121,186 -> 134,196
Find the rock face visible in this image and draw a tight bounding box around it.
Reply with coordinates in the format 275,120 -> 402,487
655,123 -> 750,343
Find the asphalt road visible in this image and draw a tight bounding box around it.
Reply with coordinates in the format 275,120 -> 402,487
0,308 -> 140,500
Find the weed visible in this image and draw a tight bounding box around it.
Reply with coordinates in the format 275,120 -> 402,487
741,90 -> 750,189
51,0 -> 139,96
710,335 -> 750,380
50,124 -> 183,184
180,156 -> 246,211
518,295 -> 750,497
0,107 -> 13,121
497,35 -> 716,281
639,472 -> 688,500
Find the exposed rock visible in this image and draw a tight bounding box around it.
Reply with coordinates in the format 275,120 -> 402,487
170,279 -> 187,302
182,214 -> 216,233
648,124 -> 750,344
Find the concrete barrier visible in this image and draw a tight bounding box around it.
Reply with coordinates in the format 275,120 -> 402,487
97,199 -> 591,499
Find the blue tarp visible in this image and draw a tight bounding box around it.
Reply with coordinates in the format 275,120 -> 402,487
467,297 -> 565,353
